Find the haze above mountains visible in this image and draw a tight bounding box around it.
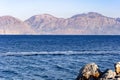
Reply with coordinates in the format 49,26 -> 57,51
0,12 -> 120,35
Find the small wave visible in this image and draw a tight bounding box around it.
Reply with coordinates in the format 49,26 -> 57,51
0,50 -> 120,56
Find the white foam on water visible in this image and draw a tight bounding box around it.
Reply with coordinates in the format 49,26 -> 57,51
0,50 -> 120,56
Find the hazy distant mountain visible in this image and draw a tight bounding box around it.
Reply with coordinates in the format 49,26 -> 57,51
1,12 -> 120,35
0,16 -> 34,34
25,12 -> 120,35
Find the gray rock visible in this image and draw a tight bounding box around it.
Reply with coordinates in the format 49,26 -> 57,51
76,63 -> 101,80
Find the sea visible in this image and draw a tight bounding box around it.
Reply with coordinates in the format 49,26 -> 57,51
0,35 -> 120,80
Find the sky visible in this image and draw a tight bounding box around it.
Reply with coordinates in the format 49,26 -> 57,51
0,0 -> 120,20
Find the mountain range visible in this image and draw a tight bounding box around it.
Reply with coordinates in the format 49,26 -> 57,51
0,12 -> 120,35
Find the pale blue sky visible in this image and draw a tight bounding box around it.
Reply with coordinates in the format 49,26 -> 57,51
0,0 -> 119,20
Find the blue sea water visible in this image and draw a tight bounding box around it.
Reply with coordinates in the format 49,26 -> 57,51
0,35 -> 120,80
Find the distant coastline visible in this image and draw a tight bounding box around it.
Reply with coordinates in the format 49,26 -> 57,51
0,12 -> 120,35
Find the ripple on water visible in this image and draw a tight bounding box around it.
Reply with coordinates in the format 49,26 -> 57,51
0,53 -> 119,80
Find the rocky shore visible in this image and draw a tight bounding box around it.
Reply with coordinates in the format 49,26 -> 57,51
76,62 -> 120,80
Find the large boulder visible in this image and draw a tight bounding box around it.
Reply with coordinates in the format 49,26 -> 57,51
76,63 -> 101,80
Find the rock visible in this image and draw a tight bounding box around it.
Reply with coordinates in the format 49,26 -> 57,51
76,63 -> 101,80
116,78 -> 120,80
99,69 -> 116,80
76,62 -> 120,80
115,75 -> 120,80
115,62 -> 120,75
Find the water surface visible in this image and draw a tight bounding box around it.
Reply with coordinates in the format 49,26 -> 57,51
0,35 -> 119,80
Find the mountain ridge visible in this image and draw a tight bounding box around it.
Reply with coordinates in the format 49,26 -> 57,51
0,16 -> 35,34
0,12 -> 120,35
